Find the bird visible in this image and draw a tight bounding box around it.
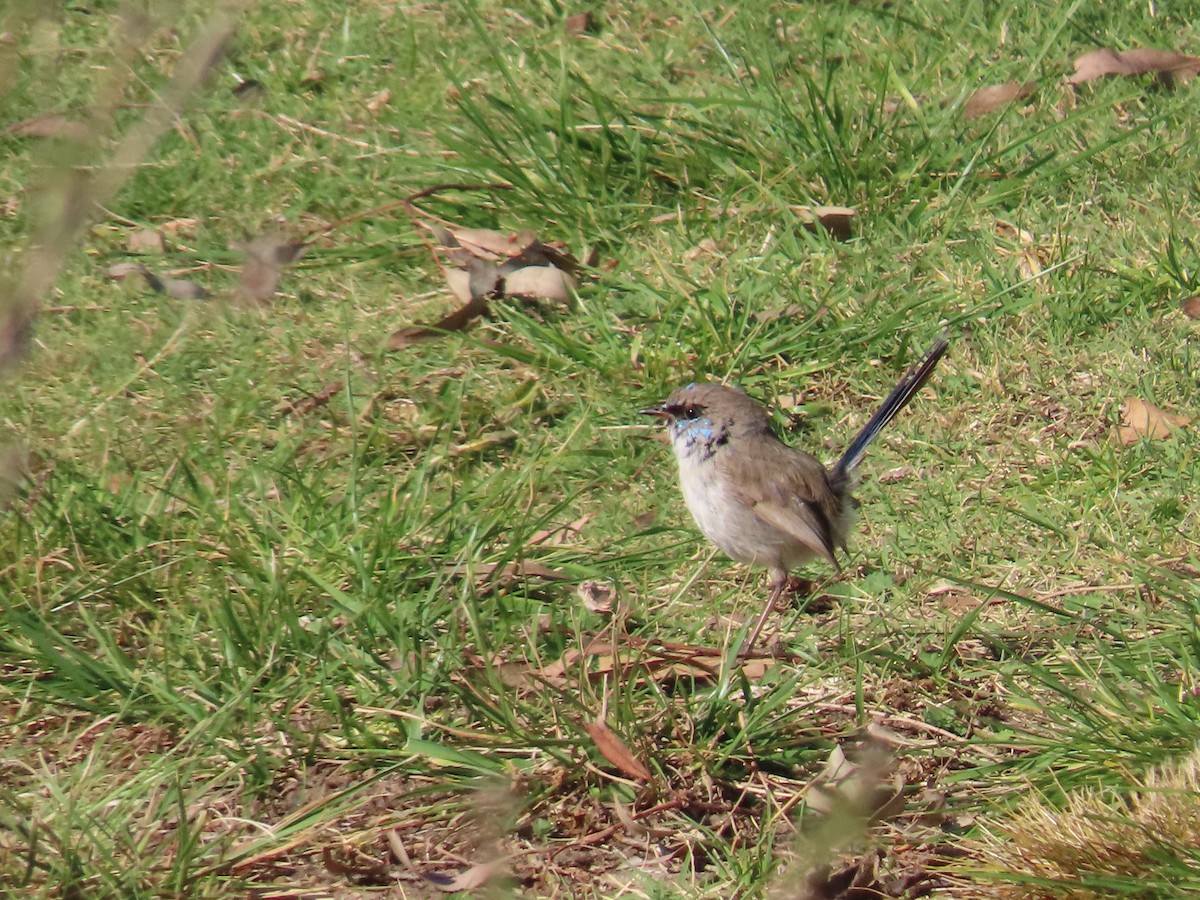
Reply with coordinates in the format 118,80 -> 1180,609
641,337 -> 949,653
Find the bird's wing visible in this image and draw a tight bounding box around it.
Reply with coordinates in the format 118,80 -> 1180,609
751,497 -> 840,568
724,445 -> 842,567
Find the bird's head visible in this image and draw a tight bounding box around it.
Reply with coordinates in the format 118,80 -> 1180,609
641,382 -> 770,460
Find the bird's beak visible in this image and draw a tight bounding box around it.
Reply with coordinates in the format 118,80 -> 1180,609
640,405 -> 670,420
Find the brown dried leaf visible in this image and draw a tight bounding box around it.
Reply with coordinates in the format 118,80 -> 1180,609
6,114 -> 90,141
503,265 -> 576,302
501,240 -> 584,275
429,223 -> 461,248
995,219 -> 1050,289
794,205 -> 855,241
231,78 -> 265,99
1181,296 -> 1200,319
464,257 -> 501,299
159,278 -> 209,300
450,226 -> 537,259
159,217 -> 198,236
565,12 -> 594,35
424,859 -> 508,893
535,639 -> 777,687
129,228 -> 164,254
685,237 -> 721,260
276,380 -> 343,416
237,233 -> 308,302
962,80 -> 1037,119
443,266 -> 473,305
578,580 -> 615,614
107,262 -> 149,281
929,580 -> 982,615
131,267 -> 208,300
585,718 -> 653,782
321,847 -> 388,882
366,88 -> 391,113
389,258 -> 498,347
1069,48 -> 1200,85
446,560 -> 568,590
632,510 -> 658,530
527,514 -> 590,547
876,465 -> 915,484
1118,397 -> 1190,444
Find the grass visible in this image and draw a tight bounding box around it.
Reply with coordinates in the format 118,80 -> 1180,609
2,0 -> 1200,896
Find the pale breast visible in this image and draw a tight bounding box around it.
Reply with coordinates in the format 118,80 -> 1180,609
677,455 -> 824,572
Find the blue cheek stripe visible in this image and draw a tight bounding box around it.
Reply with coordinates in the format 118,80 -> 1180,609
677,418 -> 714,444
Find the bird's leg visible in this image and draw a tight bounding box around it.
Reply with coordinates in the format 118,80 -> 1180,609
742,569 -> 788,656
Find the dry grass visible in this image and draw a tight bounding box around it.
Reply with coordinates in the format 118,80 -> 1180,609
954,746 -> 1200,899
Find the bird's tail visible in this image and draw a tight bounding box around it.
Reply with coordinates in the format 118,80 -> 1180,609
831,336 -> 949,481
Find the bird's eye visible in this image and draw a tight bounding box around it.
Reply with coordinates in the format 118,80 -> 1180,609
681,404 -> 702,419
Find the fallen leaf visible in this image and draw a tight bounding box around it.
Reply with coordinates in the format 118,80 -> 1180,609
428,224 -> 472,267
232,78 -> 265,98
503,265 -> 575,302
407,215 -> 588,345
499,239 -> 584,275
1069,48 -> 1200,85
685,237 -> 721,260
447,560 -> 568,588
995,219 -> 1049,289
1118,397 -> 1190,444
450,226 -> 538,260
6,114 -> 90,141
129,228 -> 164,254
876,465 -> 915,484
276,380 -> 343,416
1181,296 -> 1200,319
133,267 -> 209,300
424,859 -> 508,893
928,580 -> 982,615
793,205 -> 855,241
158,278 -> 210,300
585,718 -> 653,782
962,80 -> 1037,120
159,217 -> 199,236
106,262 -> 149,281
440,254 -> 503,304
389,257 -> 498,347
527,514 -> 590,547
237,232 -> 309,302
632,510 -> 658,530
321,846 -> 388,882
578,580 -> 615,614
366,88 -> 391,113
535,637 -> 779,686
565,11 -> 594,35
441,267 -> 473,305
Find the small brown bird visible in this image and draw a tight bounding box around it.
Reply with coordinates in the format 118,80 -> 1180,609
642,337 -> 949,652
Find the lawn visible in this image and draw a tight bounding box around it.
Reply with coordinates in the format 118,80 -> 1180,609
2,1 -> 1200,897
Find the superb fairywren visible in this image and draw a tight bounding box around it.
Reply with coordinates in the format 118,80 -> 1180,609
642,337 -> 949,652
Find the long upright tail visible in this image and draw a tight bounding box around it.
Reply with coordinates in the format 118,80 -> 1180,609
831,336 -> 949,480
